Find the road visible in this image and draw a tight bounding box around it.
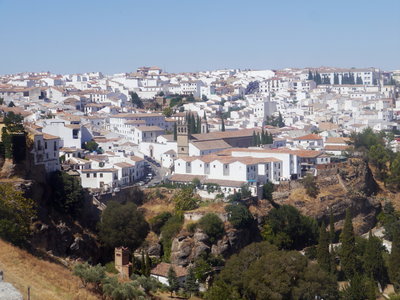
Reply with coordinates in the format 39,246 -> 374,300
142,157 -> 169,188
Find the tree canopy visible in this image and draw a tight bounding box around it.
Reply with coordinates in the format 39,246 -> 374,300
98,201 -> 149,250
206,242 -> 338,300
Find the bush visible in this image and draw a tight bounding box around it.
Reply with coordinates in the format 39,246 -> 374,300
160,214 -> 183,261
0,183 -> 36,246
149,212 -> 172,234
73,263 -> 106,292
302,174 -> 319,198
187,222 -> 198,233
172,188 -> 199,212
198,213 -> 225,244
104,262 -> 118,274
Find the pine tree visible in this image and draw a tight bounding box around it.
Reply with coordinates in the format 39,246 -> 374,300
329,208 -> 335,243
363,231 -> 387,285
317,222 -> 331,273
340,209 -> 357,279
389,226 -> 400,292
184,267 -> 199,297
167,266 -> 179,297
221,117 -> 225,132
173,123 -> 177,141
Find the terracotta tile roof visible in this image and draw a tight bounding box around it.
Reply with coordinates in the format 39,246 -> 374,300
43,133 -> 60,140
294,134 -> 323,141
324,145 -> 350,151
325,137 -> 350,144
136,126 -> 164,132
190,140 -> 231,151
114,162 -> 135,168
191,128 -> 262,141
151,263 -> 188,278
203,178 -> 246,188
169,174 -> 206,182
81,168 -> 117,173
130,156 -> 144,162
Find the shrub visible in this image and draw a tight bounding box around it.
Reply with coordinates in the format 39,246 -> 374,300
225,203 -> 253,229
149,212 -> 172,234
198,213 -> 225,243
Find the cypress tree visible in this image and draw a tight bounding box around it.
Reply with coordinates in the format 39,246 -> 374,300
196,115 -> 201,133
141,251 -> 146,275
261,128 -> 266,144
132,253 -> 137,273
340,209 -> 357,279
308,70 -> 314,80
252,131 -> 257,146
389,226 -> 400,292
203,111 -> 207,121
317,221 -> 331,273
268,132 -> 274,144
167,266 -> 179,297
173,123 -> 177,141
329,208 -> 335,243
221,117 -> 225,132
363,231 -> 387,285
334,73 -> 339,85
145,252 -> 151,277
184,267 -> 199,297
256,132 -> 261,146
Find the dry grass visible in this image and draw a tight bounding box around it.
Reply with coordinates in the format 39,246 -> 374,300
0,239 -> 99,300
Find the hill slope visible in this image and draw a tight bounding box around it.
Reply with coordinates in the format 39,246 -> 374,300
0,239 -> 98,300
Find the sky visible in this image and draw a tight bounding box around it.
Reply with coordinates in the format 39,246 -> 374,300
0,0 -> 399,75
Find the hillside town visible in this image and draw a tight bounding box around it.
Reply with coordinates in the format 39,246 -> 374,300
1,66 -> 400,299
0,66 -> 398,197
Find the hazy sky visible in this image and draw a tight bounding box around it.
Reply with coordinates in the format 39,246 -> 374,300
0,0 -> 399,75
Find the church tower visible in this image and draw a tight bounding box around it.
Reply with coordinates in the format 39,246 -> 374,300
177,121 -> 189,157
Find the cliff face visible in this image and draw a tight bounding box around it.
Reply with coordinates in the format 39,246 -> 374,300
169,225 -> 260,267
274,158 -> 381,235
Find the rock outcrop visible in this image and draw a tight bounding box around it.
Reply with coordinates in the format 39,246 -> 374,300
170,226 -> 259,266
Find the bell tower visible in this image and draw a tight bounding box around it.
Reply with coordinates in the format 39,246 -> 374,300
177,121 -> 189,157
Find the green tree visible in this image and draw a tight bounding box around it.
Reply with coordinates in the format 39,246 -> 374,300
317,222 -> 331,273
330,208 -> 335,243
340,209 -> 357,279
206,242 -> 338,300
160,214 -> 183,261
221,117 -> 225,132
98,201 -> 149,250
149,211 -> 172,234
8,101 -> 15,107
185,267 -> 199,297
129,92 -> 144,108
262,182 -> 274,201
263,205 -> 318,250
145,252 -> 151,277
368,143 -> 390,180
340,275 -> 368,300
225,203 -> 253,229
163,107 -> 173,117
363,231 -> 387,286
302,173 -> 319,198
0,97 -> 3,105
50,171 -> 84,216
172,188 -> 199,212
173,122 -> 177,141
389,227 -> 400,292
308,70 -> 314,80
251,131 -> 257,146
83,140 -> 99,152
167,266 -> 180,297
73,262 -> 106,292
0,183 -> 36,246
198,213 -> 225,244
102,275 -> 145,300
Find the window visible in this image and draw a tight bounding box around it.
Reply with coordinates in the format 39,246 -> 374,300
100,173 -> 103,178
86,173 -> 90,178
45,142 -> 48,149
94,173 -> 97,178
